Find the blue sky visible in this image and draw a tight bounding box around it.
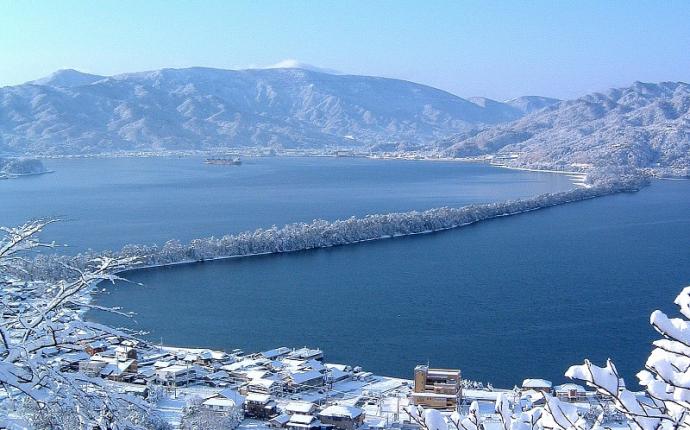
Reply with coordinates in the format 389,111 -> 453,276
1,0 -> 689,100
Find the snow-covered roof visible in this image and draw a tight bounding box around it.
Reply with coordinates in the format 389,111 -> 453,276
554,383 -> 586,393
261,347 -> 291,359
87,340 -> 108,349
283,358 -> 308,368
198,349 -> 223,360
304,359 -> 325,372
325,363 -> 349,372
249,378 -> 278,388
319,405 -> 364,419
245,369 -> 270,380
219,388 -> 245,405
285,401 -> 316,414
206,370 -> 230,380
203,397 -> 237,408
100,359 -> 135,376
290,370 -> 323,384
138,367 -> 156,378
246,392 -> 271,403
289,414 -> 319,425
223,358 -> 265,371
522,378 -> 552,388
288,347 -> 323,360
326,368 -> 350,381
269,360 -> 286,370
271,414 -> 291,425
157,364 -> 193,375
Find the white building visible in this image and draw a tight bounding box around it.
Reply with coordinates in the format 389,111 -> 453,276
156,364 -> 195,386
202,396 -> 240,414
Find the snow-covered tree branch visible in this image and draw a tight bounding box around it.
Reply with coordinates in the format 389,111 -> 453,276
566,287 -> 690,430
0,220 -> 157,429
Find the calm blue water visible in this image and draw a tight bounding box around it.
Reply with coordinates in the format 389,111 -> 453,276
2,157 -> 688,388
0,156 -> 572,253
92,180 -> 690,388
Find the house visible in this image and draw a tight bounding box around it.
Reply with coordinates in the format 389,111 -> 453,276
269,361 -> 287,372
115,343 -> 138,362
270,413 -> 291,428
136,365 -> 156,381
205,370 -> 231,387
410,366 -> 462,410
155,364 -> 196,386
197,349 -> 225,365
248,377 -> 283,395
554,383 -> 587,401
285,401 -> 317,416
243,369 -> 270,381
79,359 -> 108,377
245,392 -> 277,419
318,405 -> 365,430
84,340 -> 108,356
154,360 -> 172,369
218,388 -> 246,408
202,396 -> 241,414
78,356 -> 137,382
288,347 -> 323,361
326,364 -> 351,373
115,383 -> 149,398
261,347 -> 292,360
326,367 -> 351,384
522,379 -> 552,393
101,359 -> 138,382
58,351 -> 90,372
288,370 -> 325,391
303,359 -> 326,373
287,414 -> 321,430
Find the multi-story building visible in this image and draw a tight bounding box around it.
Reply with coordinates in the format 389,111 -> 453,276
410,365 -> 462,410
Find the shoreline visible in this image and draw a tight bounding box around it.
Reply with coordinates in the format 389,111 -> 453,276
34,149 -> 595,183
11,148 -> 689,179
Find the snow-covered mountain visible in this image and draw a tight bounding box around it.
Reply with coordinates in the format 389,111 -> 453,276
0,67 -> 528,155
27,69 -> 106,88
466,96 -> 561,123
440,82 -> 690,174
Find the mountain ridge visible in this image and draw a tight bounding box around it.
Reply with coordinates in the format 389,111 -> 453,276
438,81 -> 690,175
2,68 -> 688,175
1,67 -> 532,155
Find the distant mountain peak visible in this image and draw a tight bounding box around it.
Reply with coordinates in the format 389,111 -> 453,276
28,69 -> 105,88
261,59 -> 341,75
504,96 -> 561,114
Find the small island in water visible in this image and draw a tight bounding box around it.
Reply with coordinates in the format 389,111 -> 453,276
0,157 -> 49,179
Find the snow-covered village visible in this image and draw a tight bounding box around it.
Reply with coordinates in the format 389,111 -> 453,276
2,1 -> 690,429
